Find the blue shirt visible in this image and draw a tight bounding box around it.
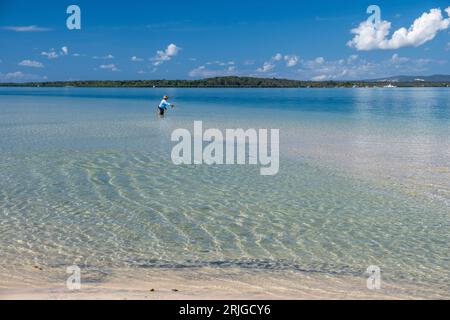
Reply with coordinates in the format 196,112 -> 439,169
159,99 -> 171,110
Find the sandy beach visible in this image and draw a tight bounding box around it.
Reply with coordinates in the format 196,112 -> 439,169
1,267 -> 448,300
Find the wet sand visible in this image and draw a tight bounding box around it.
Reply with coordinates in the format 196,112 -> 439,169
1,267 -> 446,300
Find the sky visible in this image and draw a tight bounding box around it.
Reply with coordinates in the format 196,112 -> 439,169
0,0 -> 449,82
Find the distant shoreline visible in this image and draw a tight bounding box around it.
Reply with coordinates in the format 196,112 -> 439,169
1,76 -> 449,88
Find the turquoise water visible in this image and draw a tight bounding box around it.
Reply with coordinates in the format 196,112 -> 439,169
0,87 -> 449,296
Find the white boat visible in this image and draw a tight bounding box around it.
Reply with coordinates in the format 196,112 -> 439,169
383,84 -> 397,88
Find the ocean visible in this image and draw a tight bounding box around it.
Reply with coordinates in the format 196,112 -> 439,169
0,87 -> 449,298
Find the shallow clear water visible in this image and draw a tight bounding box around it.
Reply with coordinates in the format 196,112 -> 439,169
0,87 -> 449,295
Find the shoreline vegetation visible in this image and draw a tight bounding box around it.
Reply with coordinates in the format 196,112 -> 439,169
1,76 -> 450,88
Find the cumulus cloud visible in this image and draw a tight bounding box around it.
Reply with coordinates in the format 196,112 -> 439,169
257,53 -> 284,73
297,54 -> 443,80
311,75 -> 328,81
1,25 -> 52,32
41,50 -> 58,59
300,56 -> 352,80
284,55 -> 299,67
390,53 -> 409,64
8,71 -> 27,79
151,43 -> 181,66
348,7 -> 450,50
315,57 -> 325,64
0,71 -> 47,82
206,60 -> 235,66
131,56 -> 144,62
273,53 -> 283,61
93,54 -> 114,60
18,60 -> 44,68
189,64 -> 238,78
257,61 -> 276,73
41,47 -> 69,59
99,64 -> 119,72
257,53 -> 301,72
61,46 -> 69,56
347,54 -> 359,64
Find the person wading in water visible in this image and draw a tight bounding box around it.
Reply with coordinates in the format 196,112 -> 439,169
157,95 -> 175,117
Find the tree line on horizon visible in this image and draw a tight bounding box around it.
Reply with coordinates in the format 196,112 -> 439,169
1,76 -> 449,88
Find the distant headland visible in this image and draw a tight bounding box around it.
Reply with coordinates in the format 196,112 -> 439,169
1,75 -> 449,88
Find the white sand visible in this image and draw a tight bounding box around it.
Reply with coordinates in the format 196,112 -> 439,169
1,267 -> 446,300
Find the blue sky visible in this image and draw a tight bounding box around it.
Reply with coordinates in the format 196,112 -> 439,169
0,0 -> 449,81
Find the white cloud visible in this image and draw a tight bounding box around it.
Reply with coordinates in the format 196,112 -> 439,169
2,71 -> 26,79
296,53 -> 444,80
207,61 -> 223,66
18,60 -> 44,68
99,64 -> 119,72
347,54 -> 358,64
315,57 -> 325,64
1,25 -> 51,32
61,46 -> 69,56
348,7 -> 450,50
206,60 -> 236,66
257,61 -> 276,73
0,71 -> 47,82
151,43 -> 181,66
273,53 -> 283,61
41,49 -> 58,59
131,56 -> 144,62
93,54 -> 114,60
185,53 -> 446,80
189,64 -> 238,78
311,75 -> 329,81
284,55 -> 299,67
41,47 -> 69,59
257,53 -> 285,73
188,66 -> 206,77
256,53 -> 302,72
391,53 -> 409,64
